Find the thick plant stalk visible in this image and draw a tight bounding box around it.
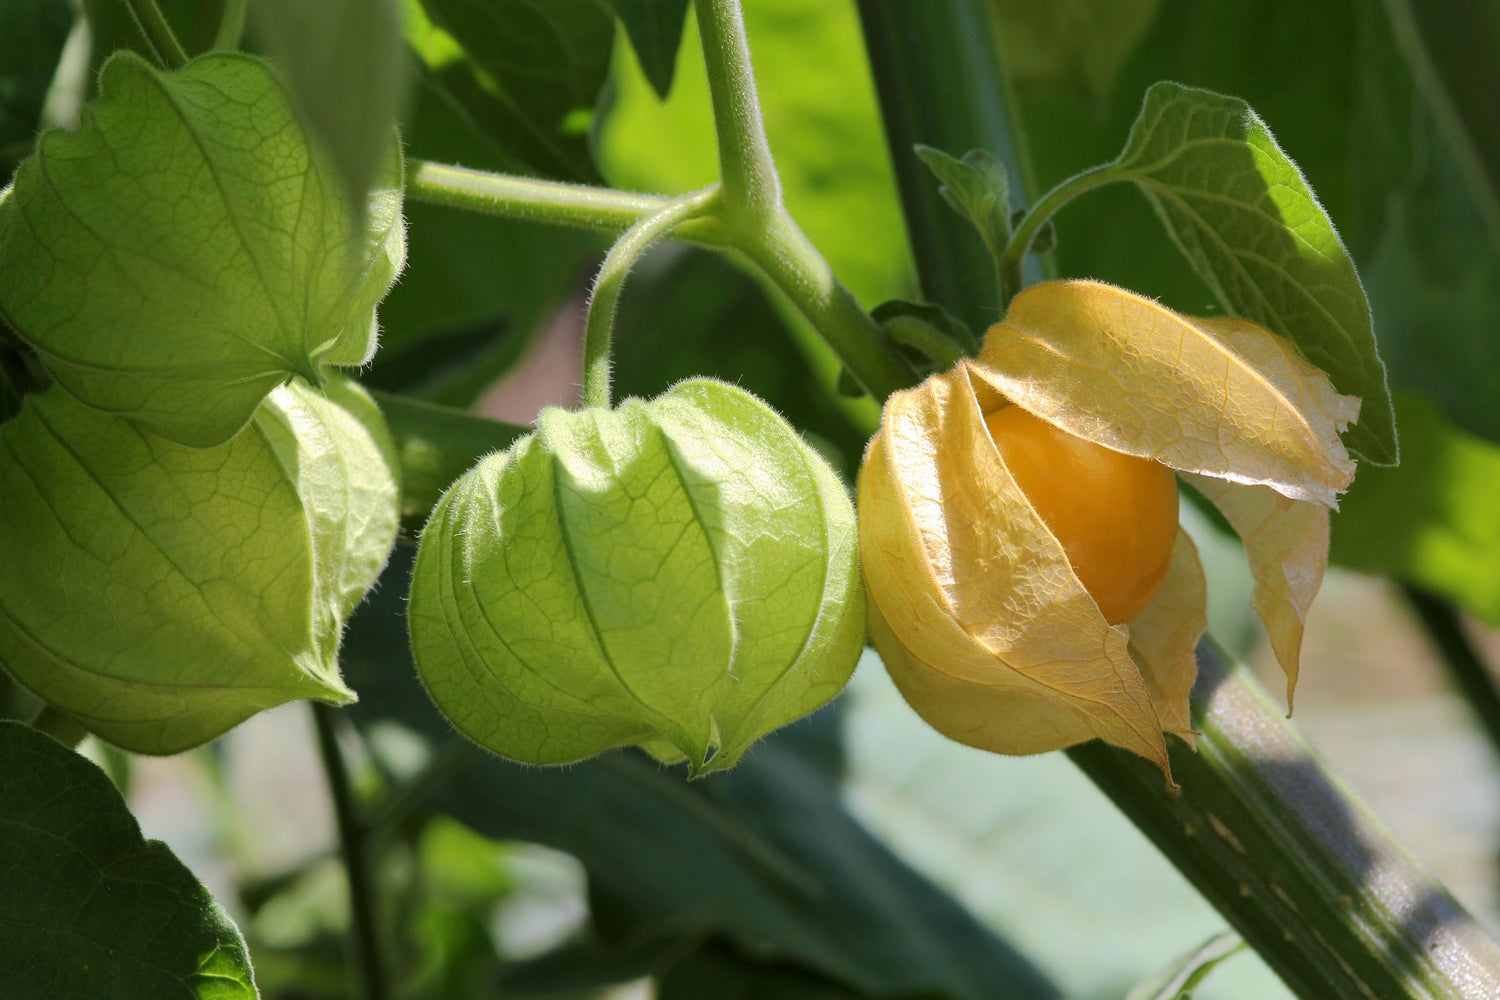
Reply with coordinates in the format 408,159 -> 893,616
1070,642 -> 1500,999
856,0 -> 1500,995
855,0 -> 1040,331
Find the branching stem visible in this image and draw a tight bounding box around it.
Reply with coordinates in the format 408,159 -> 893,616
692,0 -> 781,225
583,187 -> 721,409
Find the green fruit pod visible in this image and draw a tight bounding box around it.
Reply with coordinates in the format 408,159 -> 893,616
408,378 -> 864,775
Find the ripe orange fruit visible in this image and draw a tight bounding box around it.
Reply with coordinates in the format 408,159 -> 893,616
984,405 -> 1178,624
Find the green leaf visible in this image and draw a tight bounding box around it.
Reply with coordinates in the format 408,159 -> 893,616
915,144 -> 1013,257
604,0 -> 692,100
409,0 -> 613,181
251,0 -> 408,227
342,556 -> 1060,999
1105,81 -> 1397,465
1382,0 -> 1500,240
657,941 -> 866,999
0,51 -> 405,447
0,0 -> 72,174
0,379 -> 397,753
987,0 -> 1162,103
408,379 -> 864,774
0,721 -> 257,999
1125,930 -> 1245,1000
1332,393 -> 1500,625
1360,112 -> 1500,445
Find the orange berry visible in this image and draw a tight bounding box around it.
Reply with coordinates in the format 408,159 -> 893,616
984,405 -> 1178,624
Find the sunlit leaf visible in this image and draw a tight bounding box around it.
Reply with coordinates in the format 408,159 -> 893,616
0,52 -> 405,447
0,379 -> 397,753
860,362 -> 1170,774
1107,81 -> 1396,465
980,280 -> 1359,507
1184,474 -> 1327,708
1128,528 -> 1207,741
0,722 -> 257,999
409,379 -> 864,775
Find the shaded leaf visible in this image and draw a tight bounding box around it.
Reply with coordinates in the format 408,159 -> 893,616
252,0 -> 407,226
605,0 -> 693,100
0,52 -> 405,447
1382,0 -> 1500,238
1184,474 -> 1328,707
988,0 -> 1162,102
0,721 -> 257,999
980,280 -> 1359,507
372,390 -> 526,531
860,362 -> 1170,773
658,941 -> 865,1000
1106,81 -> 1396,465
1332,393 -> 1500,625
0,380 -> 396,753
410,0 -> 612,181
0,0 -> 72,175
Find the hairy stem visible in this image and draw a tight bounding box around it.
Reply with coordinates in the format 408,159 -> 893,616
407,161 -> 730,247
124,0 -> 189,69
311,703 -> 389,1000
692,0 -> 781,225
583,187 -> 721,408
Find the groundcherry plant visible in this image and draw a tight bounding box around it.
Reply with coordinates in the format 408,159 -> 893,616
1,1 -> 1498,999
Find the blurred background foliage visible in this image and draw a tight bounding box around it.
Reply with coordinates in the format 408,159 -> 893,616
3,0 -> 1499,997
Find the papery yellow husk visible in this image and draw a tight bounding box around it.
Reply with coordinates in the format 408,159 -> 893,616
859,362 -> 1177,776
859,280 -> 1363,773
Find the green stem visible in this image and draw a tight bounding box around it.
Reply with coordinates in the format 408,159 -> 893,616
854,0 -> 1041,331
1069,641 -> 1500,998
692,0 -> 781,225
123,0 -> 189,69
996,164 -> 1117,305
213,0 -> 248,51
1402,585 -> 1500,763
407,161 -> 730,247
583,187 -> 721,409
29,705 -> 87,749
408,159 -> 917,404
311,703 -> 389,1000
739,214 -> 918,401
